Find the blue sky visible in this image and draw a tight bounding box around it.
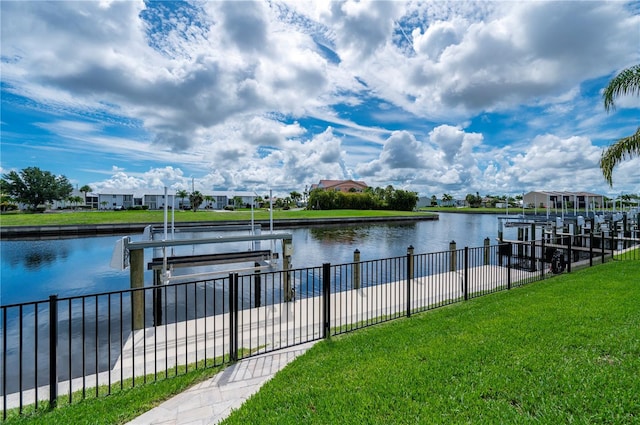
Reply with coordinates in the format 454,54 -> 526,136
1,1 -> 639,199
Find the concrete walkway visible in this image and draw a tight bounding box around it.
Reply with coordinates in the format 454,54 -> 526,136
126,341 -> 318,425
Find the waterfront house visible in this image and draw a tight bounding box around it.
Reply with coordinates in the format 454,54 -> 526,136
523,191 -> 604,210
310,179 -> 369,193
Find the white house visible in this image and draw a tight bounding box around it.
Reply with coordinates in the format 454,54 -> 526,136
98,193 -> 134,210
523,191 -> 604,211
39,189 -> 273,211
142,192 -> 176,210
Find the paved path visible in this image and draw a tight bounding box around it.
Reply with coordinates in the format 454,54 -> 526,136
126,341 -> 318,425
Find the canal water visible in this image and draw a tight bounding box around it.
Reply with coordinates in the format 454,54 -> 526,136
1,213 -> 502,306
1,212 -> 508,395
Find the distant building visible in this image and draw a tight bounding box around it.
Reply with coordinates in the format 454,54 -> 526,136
310,179 -> 368,193
523,191 -> 604,210
142,192 -> 176,210
98,193 -> 134,210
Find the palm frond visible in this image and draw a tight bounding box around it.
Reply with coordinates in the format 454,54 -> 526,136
600,126 -> 640,186
603,64 -> 640,112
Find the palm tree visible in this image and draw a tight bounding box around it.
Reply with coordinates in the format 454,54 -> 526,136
600,64 -> 640,186
233,196 -> 243,209
68,195 -> 83,209
79,185 -> 92,205
203,195 -> 214,209
176,190 -> 188,210
189,191 -> 204,212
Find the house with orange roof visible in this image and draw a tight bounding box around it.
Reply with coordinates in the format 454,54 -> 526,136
310,179 -> 369,193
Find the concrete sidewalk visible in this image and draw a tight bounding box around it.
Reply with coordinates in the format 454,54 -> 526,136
126,341 -> 318,425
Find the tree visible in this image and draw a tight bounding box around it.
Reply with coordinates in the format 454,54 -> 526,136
442,193 -> 454,207
290,191 -> 302,205
69,195 -> 83,209
176,190 -> 188,209
203,195 -> 214,209
79,184 -> 92,205
189,191 -> 204,212
465,192 -> 482,208
1,167 -> 73,211
600,64 -> 640,185
386,189 -> 419,211
233,196 -> 243,209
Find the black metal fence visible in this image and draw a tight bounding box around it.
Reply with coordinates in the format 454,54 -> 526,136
2,235 -> 638,420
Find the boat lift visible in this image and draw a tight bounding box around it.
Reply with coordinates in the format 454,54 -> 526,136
111,228 -> 293,330
111,230 -> 293,280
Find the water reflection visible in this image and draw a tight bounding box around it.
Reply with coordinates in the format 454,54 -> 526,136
1,213 -> 502,305
3,240 -> 70,270
309,225 -> 373,244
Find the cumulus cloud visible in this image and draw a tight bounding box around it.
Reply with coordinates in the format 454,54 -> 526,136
356,126 -> 486,191
428,125 -> 483,165
493,134 -> 606,193
386,1 -> 638,117
1,1 -> 638,197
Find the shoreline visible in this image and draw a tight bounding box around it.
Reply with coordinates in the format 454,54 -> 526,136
1,214 -> 439,239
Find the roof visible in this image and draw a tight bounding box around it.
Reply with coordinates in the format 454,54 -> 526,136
312,179 -> 368,190
526,191 -> 603,197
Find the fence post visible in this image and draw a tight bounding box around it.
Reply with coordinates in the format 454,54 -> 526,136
406,246 -> 414,317
610,233 -> 615,259
589,233 -> 593,267
3,307 -> 7,420
517,228 -> 524,258
601,232 -> 605,264
254,262 -> 261,308
130,248 -> 145,330
567,236 -> 572,273
464,247 -> 469,301
483,237 -> 490,265
153,270 -> 163,326
541,238 -> 546,279
353,249 -> 361,290
49,295 -> 58,409
229,273 -> 238,362
530,223 -> 536,272
507,247 -> 512,290
449,241 -> 457,272
283,239 -> 294,302
322,263 -> 331,339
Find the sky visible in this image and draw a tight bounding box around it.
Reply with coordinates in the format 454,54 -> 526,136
1,1 -> 639,200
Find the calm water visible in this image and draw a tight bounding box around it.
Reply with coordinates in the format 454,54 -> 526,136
1,213 -> 502,306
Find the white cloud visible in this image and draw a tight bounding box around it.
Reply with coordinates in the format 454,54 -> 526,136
495,134 -> 605,192
1,1 -> 638,196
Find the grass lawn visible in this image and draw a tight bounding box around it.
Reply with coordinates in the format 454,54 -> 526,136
222,260 -> 640,424
0,209 -> 430,227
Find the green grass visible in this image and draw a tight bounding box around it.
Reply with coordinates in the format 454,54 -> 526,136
0,209 -> 431,227
2,353 -> 252,424
614,247 -> 640,261
222,261 -> 640,424
4,262 -> 638,424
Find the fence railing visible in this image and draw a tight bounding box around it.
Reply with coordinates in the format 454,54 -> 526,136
2,234 -> 638,420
